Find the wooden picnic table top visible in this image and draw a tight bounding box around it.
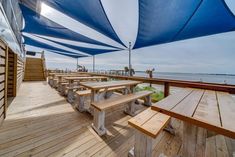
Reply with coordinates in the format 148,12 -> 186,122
49,73 -> 76,76
55,74 -> 91,77
64,76 -> 107,81
151,88 -> 235,138
80,80 -> 142,90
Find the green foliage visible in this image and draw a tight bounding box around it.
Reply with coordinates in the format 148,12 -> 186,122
134,86 -> 164,102
151,91 -> 164,103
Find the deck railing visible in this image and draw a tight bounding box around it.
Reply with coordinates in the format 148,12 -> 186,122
79,72 -> 235,97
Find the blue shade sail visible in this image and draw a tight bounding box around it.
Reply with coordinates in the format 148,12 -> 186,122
44,0 -> 126,47
36,35 -> 122,55
23,35 -> 87,57
134,0 -> 235,49
20,4 -> 114,48
46,50 -> 86,58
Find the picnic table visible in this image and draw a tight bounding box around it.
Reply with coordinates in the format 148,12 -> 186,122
151,88 -> 235,157
64,76 -> 108,87
64,76 -> 108,103
80,80 -> 142,103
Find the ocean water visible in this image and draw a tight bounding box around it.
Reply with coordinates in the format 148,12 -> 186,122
134,72 -> 235,85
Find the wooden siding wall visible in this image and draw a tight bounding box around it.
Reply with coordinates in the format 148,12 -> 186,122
7,50 -> 15,97
0,40 -> 8,125
7,50 -> 24,97
17,55 -> 24,91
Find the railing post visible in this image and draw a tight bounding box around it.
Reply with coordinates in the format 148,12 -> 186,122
164,82 -> 170,97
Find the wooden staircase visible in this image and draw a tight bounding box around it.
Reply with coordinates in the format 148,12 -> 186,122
24,57 -> 46,81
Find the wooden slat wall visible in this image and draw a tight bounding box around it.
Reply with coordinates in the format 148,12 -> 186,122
7,50 -> 15,97
17,55 -> 24,92
7,50 -> 24,97
0,39 -> 7,125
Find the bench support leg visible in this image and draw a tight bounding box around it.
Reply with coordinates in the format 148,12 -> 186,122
163,118 -> 175,135
129,130 -> 152,157
52,80 -> 57,88
182,122 -> 207,157
92,108 -> 106,136
125,101 -> 136,116
59,85 -> 66,96
104,91 -> 113,99
49,79 -> 53,86
75,96 -> 86,112
144,95 -> 152,106
67,89 -> 75,103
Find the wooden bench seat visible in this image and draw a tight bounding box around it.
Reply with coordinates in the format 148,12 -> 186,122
74,86 -> 127,112
128,108 -> 170,157
91,91 -> 152,136
76,86 -> 126,97
61,82 -> 68,85
91,90 -> 152,111
57,82 -> 69,92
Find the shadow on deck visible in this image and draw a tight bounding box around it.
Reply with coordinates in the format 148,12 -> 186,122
0,81 -> 181,157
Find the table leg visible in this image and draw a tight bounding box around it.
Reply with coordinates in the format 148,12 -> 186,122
182,122 -> 207,157
67,89 -> 75,103
124,101 -> 137,116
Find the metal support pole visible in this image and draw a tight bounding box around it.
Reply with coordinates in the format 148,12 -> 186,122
76,57 -> 78,71
93,55 -> 95,72
128,42 -> 132,76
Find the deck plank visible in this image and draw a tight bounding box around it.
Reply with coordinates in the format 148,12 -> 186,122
152,88 -> 193,110
172,89 -> 204,116
0,82 -> 183,157
217,91 -> 235,131
193,90 -> 221,127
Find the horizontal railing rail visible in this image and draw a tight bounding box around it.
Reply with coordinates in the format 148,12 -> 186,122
78,72 -> 235,96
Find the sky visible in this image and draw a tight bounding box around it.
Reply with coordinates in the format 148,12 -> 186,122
26,0 -> 235,74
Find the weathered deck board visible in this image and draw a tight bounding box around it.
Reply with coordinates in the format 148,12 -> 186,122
0,81 -> 183,157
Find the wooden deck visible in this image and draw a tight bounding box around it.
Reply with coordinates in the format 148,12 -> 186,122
0,81 -> 183,157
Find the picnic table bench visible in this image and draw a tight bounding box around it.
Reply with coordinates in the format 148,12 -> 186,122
65,77 -> 108,103
128,108 -> 170,157
75,86 -> 127,112
80,80 -> 142,103
49,73 -> 90,88
91,91 -> 153,136
151,88 -> 235,157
